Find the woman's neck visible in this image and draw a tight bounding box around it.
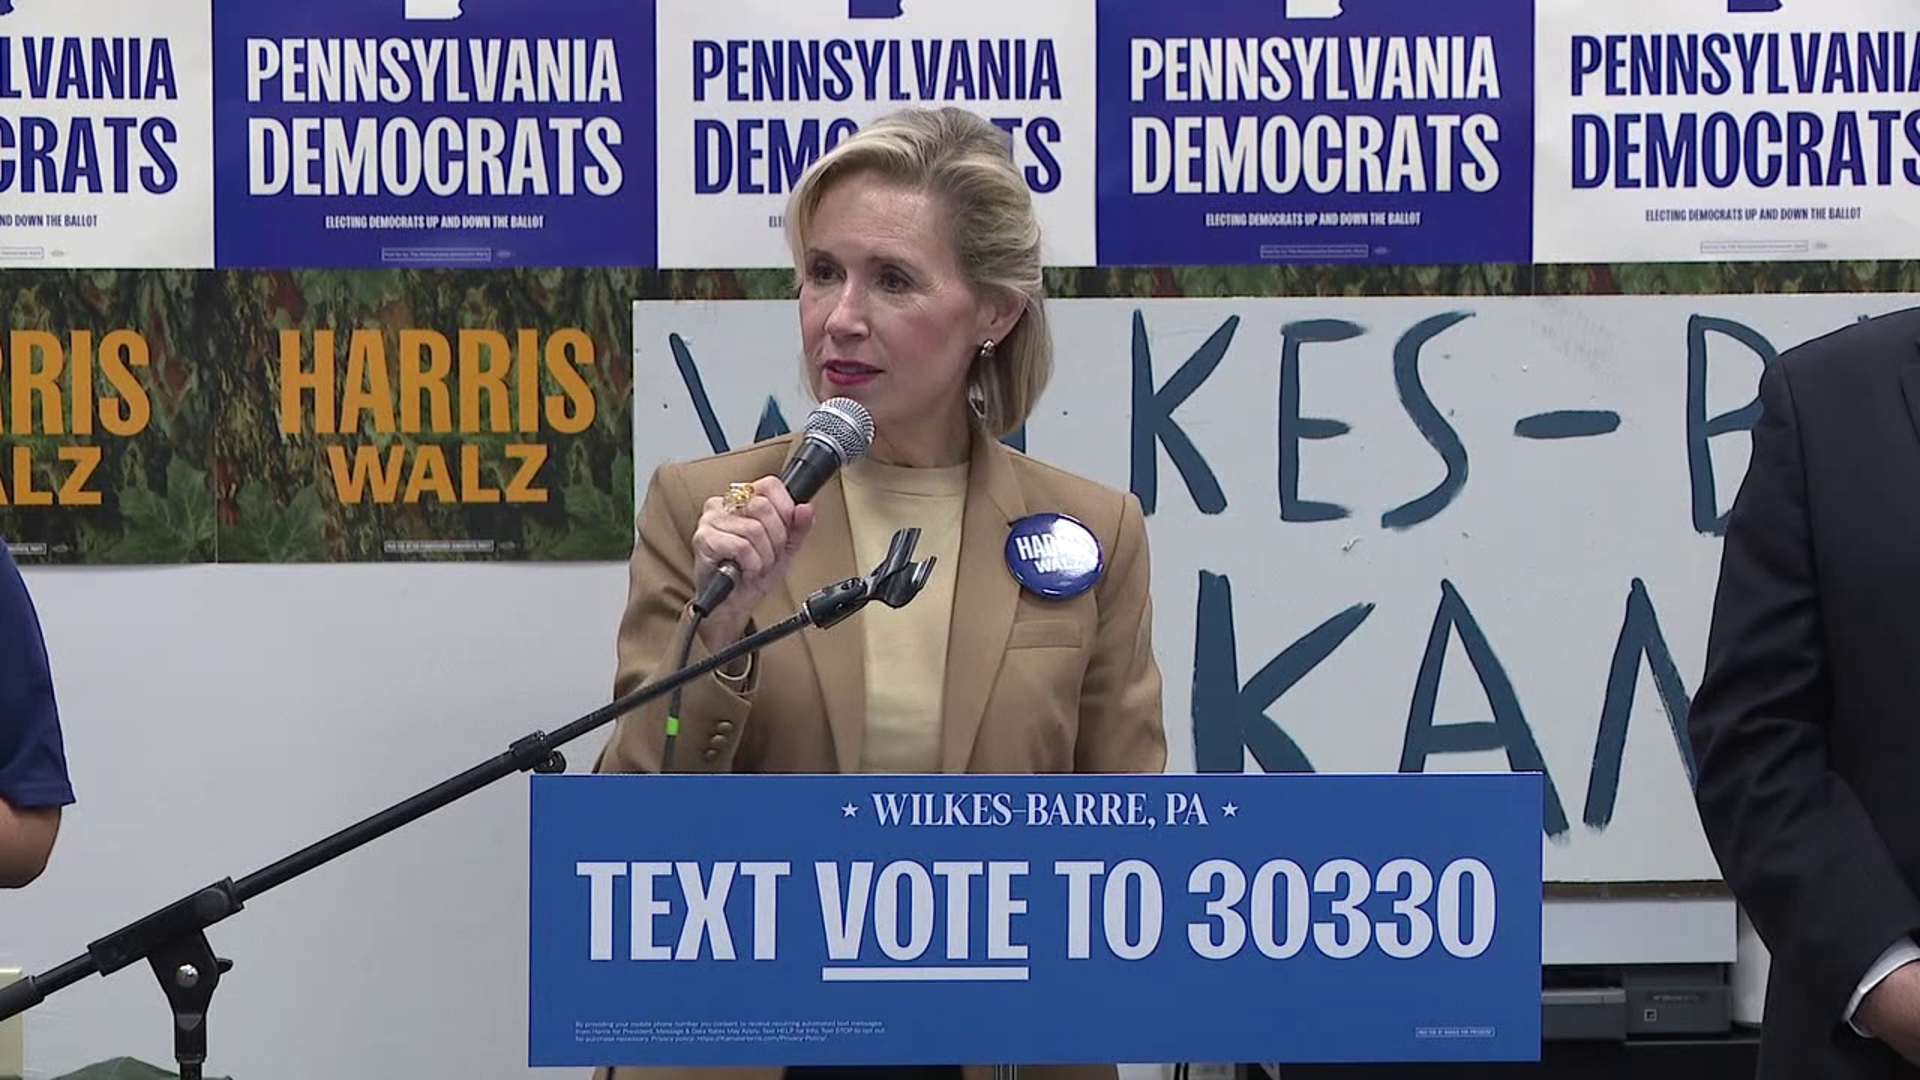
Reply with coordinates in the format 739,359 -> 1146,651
868,412 -> 971,468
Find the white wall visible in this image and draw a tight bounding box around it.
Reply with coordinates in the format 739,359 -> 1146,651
6,422 -> 1783,1078
0,554 -> 1741,1079
1,562 -> 629,1080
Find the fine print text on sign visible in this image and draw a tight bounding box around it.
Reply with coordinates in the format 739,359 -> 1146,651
528,772 -> 1543,1067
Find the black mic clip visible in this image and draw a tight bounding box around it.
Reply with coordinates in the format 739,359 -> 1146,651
804,527 -> 936,629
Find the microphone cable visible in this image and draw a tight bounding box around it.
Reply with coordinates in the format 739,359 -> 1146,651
659,606 -> 703,771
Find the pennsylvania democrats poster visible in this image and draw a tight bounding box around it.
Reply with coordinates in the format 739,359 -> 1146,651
210,0 -> 656,268
1532,0 -> 1920,262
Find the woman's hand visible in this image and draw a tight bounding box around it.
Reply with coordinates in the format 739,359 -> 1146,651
690,475 -> 817,647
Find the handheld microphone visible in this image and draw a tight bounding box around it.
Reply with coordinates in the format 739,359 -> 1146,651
689,396 -> 874,617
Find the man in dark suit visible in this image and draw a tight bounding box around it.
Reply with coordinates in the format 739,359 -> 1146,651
1691,305 -> 1920,1077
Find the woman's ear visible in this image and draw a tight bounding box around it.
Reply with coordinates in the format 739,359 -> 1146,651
980,286 -> 1026,345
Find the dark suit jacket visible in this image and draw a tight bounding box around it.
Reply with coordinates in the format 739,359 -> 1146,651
592,425 -> 1168,1080
1691,305 -> 1920,1078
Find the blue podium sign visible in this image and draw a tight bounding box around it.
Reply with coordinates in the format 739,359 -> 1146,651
528,772 -> 1542,1067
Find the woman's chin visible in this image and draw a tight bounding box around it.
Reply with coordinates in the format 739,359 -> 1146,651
814,380 -> 876,407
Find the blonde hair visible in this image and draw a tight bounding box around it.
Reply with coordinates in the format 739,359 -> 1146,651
783,106 -> 1051,438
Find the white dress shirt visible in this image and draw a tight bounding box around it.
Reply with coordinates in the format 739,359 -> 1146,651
1847,937 -> 1920,1036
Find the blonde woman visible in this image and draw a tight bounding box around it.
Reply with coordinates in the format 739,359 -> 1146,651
596,106 -> 1167,1080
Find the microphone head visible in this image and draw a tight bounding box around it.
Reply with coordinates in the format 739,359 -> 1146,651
806,397 -> 875,464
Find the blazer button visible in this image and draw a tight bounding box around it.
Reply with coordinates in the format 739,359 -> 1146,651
710,733 -> 729,748
703,747 -> 719,761
716,721 -> 735,734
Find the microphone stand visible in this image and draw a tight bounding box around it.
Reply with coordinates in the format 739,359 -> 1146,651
0,528 -> 938,1080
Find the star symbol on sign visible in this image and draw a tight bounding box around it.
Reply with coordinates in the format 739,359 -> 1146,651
1222,803 -> 1238,817
842,803 -> 859,818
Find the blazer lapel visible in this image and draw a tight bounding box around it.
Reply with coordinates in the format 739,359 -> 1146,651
1900,340 -> 1920,451
939,430 -> 1028,772
778,446 -> 866,773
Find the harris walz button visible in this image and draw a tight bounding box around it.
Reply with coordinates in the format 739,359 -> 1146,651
1005,513 -> 1102,599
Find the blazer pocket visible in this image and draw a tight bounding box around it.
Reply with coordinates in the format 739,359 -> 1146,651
1007,618 -> 1085,650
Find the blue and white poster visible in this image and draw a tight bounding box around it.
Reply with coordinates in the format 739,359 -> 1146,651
528,773 -> 1543,1067
1533,0 -> 1920,263
211,0 -> 655,268
0,0 -> 215,268
652,0 -> 1098,269
1094,0 -> 1535,266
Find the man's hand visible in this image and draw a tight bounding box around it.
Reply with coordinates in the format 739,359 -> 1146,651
1860,961 -> 1920,1064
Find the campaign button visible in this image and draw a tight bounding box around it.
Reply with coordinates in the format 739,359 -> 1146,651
1005,513 -> 1102,599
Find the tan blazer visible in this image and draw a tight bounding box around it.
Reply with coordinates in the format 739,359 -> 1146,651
591,425 -> 1167,1080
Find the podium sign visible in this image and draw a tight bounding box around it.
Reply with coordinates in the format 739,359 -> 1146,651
527,772 -> 1543,1067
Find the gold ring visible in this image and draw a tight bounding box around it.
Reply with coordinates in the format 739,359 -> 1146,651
723,482 -> 755,511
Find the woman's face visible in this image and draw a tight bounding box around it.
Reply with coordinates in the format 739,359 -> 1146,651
797,171 -> 1018,459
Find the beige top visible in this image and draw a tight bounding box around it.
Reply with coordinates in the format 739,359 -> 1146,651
839,456 -> 969,773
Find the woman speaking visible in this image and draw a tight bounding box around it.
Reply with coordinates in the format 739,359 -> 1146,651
594,105 -> 1167,1080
